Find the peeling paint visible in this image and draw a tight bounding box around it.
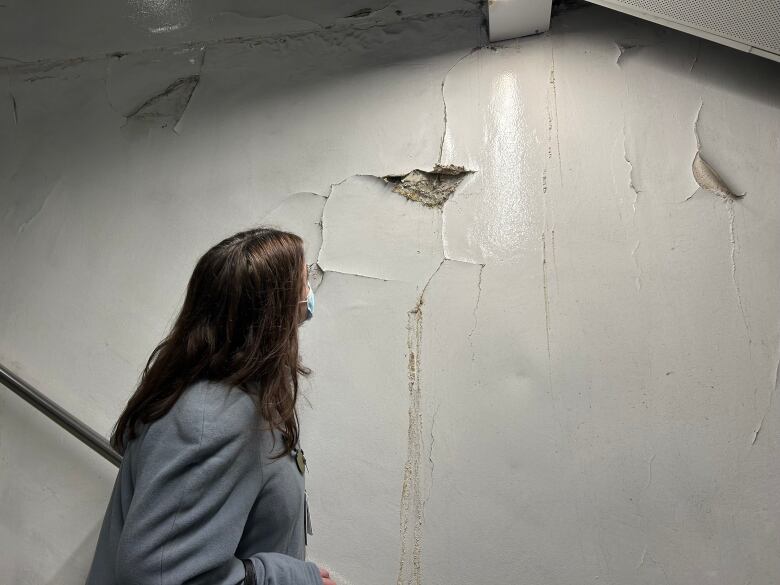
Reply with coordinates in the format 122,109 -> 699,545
345,6 -> 387,19
125,74 -> 199,128
618,56 -> 642,291
346,7 -> 373,18
692,152 -> 743,199
384,165 -> 471,208
615,41 -> 643,66
2,7 -> 780,585
687,104 -> 754,401
691,103 -> 743,200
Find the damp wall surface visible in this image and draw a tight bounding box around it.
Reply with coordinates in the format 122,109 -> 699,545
1,5 -> 779,585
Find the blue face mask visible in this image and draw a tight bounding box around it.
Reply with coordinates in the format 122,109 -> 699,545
302,283 -> 315,322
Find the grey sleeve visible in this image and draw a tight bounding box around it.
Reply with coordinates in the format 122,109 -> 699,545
114,387 -> 322,585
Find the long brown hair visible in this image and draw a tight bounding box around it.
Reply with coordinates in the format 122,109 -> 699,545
111,227 -> 309,456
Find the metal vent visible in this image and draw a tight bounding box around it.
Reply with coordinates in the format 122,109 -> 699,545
587,0 -> 780,61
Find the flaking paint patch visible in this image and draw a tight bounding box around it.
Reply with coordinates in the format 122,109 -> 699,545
692,152 -> 742,199
125,74 -> 199,129
384,165 -> 472,208
345,7 -> 378,18
690,103 -> 743,200
615,41 -> 644,66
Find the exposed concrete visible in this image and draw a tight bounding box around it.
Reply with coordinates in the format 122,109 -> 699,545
383,165 -> 471,208
1,5 -> 780,585
690,102 -> 744,200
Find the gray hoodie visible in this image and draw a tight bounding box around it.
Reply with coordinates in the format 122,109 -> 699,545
86,380 -> 322,585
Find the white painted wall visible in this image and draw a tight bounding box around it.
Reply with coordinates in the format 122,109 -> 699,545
1,5 -> 779,585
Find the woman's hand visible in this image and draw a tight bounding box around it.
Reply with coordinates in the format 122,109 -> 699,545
319,566 -> 336,585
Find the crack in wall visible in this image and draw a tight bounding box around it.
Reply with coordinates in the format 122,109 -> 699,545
644,453 -> 655,490
751,354 -> 780,445
636,545 -> 648,569
315,177 -> 344,272
344,2 -> 395,19
618,53 -> 642,291
397,259 -> 444,585
4,8 -> 484,77
125,74 -> 200,128
211,10 -> 324,31
631,240 -> 641,291
623,129 -> 640,203
422,402 -> 440,512
438,47 -> 479,165
726,198 -> 751,346
691,102 -> 743,200
549,43 -> 564,188
467,263 -> 485,364
689,104 -> 765,444
542,232 -> 554,386
689,39 -> 701,72
548,44 -> 563,294
17,182 -> 58,234
9,91 -> 17,123
320,268 -> 391,282
541,43 -> 561,385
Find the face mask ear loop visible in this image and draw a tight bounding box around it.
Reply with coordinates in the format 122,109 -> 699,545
299,283 -> 314,322
305,283 -> 315,321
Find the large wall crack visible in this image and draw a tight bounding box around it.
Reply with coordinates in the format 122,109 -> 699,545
438,47 -> 479,165
397,259 -> 444,585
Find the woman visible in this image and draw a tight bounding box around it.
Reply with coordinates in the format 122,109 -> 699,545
86,227 -> 335,585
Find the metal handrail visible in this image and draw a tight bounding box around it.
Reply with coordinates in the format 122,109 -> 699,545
0,363 -> 121,467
